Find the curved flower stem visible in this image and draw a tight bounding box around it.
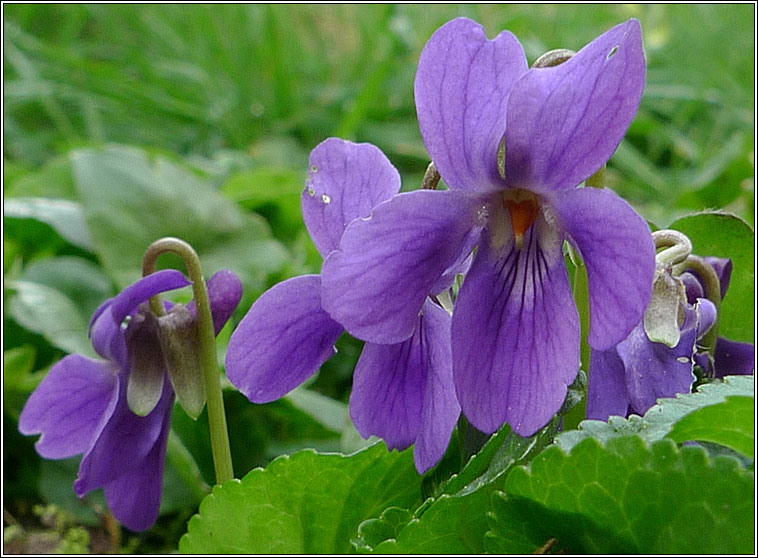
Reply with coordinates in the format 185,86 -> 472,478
683,254 -> 721,356
653,229 -> 692,269
142,237 -> 234,485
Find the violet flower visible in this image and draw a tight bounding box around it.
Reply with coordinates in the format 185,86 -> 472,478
319,18 -> 655,436
587,256 -> 754,421
226,138 -> 460,473
682,257 -> 755,378
19,269 -> 242,531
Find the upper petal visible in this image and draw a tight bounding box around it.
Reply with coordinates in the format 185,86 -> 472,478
225,275 -> 343,403
303,138 -> 401,258
18,355 -> 119,459
504,19 -> 645,193
452,212 -> 580,435
321,189 -> 483,344
415,17 -> 527,193
186,268 -> 243,335
110,269 -> 191,325
550,187 -> 655,350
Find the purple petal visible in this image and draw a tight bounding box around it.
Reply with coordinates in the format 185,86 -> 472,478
186,269 -> 243,335
679,271 -> 705,305
550,187 -> 655,350
110,269 -> 191,325
617,319 -> 696,415
504,19 -> 645,193
102,398 -> 172,532
303,138 -> 401,258
452,212 -> 579,435
586,347 -> 632,421
74,372 -> 172,496
714,337 -> 755,377
18,355 -> 119,459
415,17 -> 527,193
412,300 -> 460,474
705,257 -> 732,299
695,298 -> 717,341
321,189 -> 483,344
90,304 -> 128,367
226,275 -> 343,403
350,299 -> 458,472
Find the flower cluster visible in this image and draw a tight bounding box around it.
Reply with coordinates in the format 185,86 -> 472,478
19,269 -> 241,531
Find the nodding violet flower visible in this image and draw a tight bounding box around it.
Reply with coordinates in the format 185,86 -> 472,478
319,18 -> 655,436
19,269 -> 242,531
226,138 -> 461,473
683,257 -> 755,379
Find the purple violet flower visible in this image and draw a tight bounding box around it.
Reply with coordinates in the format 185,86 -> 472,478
319,18 -> 655,436
225,138 -> 461,473
587,256 -> 754,421
19,269 -> 242,531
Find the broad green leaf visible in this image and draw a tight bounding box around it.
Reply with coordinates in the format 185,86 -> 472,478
3,155 -> 78,200
669,212 -> 754,342
486,437 -> 754,554
70,145 -> 289,293
666,395 -> 754,458
6,280 -> 94,357
557,375 -> 754,453
179,442 -> 424,554
3,197 -> 94,251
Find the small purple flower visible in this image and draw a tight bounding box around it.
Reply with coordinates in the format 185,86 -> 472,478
19,269 -> 242,531
320,18 -> 655,436
587,257 -> 754,421
226,138 -> 461,473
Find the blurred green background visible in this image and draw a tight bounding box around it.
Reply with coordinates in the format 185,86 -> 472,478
3,4 -> 754,553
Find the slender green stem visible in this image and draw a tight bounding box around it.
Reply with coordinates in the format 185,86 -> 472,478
142,237 -> 234,484
563,250 -> 590,431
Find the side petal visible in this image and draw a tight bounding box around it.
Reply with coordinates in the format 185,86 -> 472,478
586,347 -> 632,421
89,305 -> 128,369
225,275 -> 343,403
349,298 -> 457,462
303,138 -> 401,258
110,269 -> 191,325
452,213 -> 580,435
705,257 -> 732,299
504,19 -> 645,193
714,337 -> 755,377
102,398 -> 172,532
74,373 -> 172,497
550,187 -> 655,350
186,269 -> 243,335
18,355 -> 119,459
321,189 -> 483,344
415,17 -> 527,193
617,320 -> 696,415
413,300 -> 460,474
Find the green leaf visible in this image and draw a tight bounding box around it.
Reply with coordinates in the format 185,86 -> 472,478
6,280 -> 94,357
351,507 -> 412,553
557,375 -> 754,453
179,442 -> 423,554
3,197 -> 94,251
486,437 -> 754,554
669,211 -> 754,342
667,395 -> 754,458
3,345 -> 41,421
71,145 -> 290,293
3,155 -> 78,200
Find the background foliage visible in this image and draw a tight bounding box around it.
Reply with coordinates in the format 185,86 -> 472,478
3,4 -> 754,553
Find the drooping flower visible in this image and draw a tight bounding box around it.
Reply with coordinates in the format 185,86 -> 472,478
587,255 -> 754,421
225,138 -> 461,473
19,268 -> 242,531
320,18 -> 655,436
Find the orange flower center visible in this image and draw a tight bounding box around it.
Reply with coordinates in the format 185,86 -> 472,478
504,197 -> 539,250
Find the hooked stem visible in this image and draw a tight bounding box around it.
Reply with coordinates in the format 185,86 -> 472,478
142,237 -> 234,485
